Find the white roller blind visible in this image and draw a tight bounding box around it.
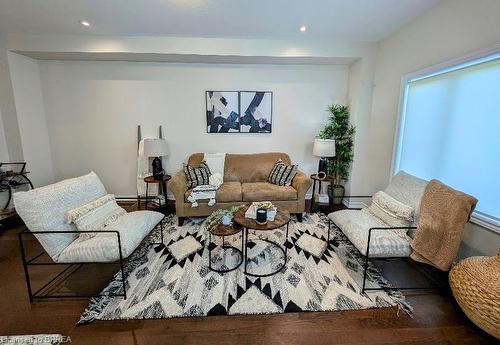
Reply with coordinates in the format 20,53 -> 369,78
395,56 -> 500,224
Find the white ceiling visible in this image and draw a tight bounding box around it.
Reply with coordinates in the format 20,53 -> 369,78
0,0 -> 441,41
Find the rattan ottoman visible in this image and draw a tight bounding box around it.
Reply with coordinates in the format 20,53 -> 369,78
449,253 -> 499,338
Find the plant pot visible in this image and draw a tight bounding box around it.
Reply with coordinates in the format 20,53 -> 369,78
328,184 -> 345,205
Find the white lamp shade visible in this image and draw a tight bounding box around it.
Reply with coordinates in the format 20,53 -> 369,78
143,138 -> 169,157
313,139 -> 335,157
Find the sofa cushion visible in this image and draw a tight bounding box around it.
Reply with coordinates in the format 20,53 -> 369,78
242,182 -> 297,202
185,182 -> 242,203
187,152 -> 292,183
328,210 -> 412,258
384,171 -> 428,222
14,172 -> 107,260
57,211 -> 163,263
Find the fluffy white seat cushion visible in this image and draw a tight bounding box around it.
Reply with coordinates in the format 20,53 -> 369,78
328,210 -> 412,258
66,194 -> 126,240
57,211 -> 164,263
14,172 -> 107,260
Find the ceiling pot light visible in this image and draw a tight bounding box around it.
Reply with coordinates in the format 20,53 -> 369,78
79,20 -> 90,27
299,25 -> 307,32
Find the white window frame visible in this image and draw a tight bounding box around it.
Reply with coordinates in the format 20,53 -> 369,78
391,44 -> 500,234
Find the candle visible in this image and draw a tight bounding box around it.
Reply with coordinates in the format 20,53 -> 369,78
256,208 -> 267,224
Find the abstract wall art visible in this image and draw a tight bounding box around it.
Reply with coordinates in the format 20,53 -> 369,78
206,91 -> 272,133
239,91 -> 272,133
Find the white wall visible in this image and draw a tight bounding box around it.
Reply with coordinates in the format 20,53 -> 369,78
368,0 -> 500,256
7,52 -> 54,187
39,60 -> 348,196
0,34 -> 24,161
0,108 -> 9,162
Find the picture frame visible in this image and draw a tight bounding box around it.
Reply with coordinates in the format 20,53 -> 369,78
206,91 -> 273,133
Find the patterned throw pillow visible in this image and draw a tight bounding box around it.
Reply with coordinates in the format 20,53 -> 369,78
66,194 -> 126,240
184,160 -> 211,189
268,159 -> 298,186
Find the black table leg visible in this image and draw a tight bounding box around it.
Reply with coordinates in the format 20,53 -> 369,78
243,223 -> 289,278
209,231 -> 243,274
310,180 -> 317,212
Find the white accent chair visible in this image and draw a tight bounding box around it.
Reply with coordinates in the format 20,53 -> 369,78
14,172 -> 164,301
328,171 -> 429,292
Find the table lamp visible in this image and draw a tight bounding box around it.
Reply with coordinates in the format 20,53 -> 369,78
143,138 -> 169,179
312,139 -> 335,179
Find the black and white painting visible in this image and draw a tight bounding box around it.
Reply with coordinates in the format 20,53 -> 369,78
240,91 -> 272,133
206,91 -> 240,133
206,91 -> 272,133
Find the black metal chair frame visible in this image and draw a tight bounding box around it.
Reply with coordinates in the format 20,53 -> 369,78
327,195 -> 443,294
18,196 -> 165,302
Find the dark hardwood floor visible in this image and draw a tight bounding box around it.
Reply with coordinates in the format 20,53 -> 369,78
0,204 -> 495,345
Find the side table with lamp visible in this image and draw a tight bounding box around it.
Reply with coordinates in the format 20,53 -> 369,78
310,173 -> 335,212
141,138 -> 170,211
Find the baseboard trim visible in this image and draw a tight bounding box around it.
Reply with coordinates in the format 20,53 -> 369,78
342,199 -> 368,209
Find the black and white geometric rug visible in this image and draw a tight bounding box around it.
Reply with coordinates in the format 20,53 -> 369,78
79,213 -> 411,323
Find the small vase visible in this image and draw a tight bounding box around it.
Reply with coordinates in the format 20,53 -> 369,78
221,214 -> 232,226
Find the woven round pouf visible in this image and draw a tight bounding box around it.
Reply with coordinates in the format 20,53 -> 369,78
449,253 -> 500,338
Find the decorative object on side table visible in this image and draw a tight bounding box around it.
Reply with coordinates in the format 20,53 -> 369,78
317,104 -> 355,204
312,138 -> 335,179
143,138 -> 169,179
256,208 -> 267,225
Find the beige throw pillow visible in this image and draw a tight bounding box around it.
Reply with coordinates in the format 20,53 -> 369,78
66,194 -> 126,240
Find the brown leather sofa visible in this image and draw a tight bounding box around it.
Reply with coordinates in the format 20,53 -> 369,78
168,152 -> 312,225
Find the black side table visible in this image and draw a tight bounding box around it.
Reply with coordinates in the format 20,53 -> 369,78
141,174 -> 171,211
208,223 -> 244,273
310,174 -> 335,212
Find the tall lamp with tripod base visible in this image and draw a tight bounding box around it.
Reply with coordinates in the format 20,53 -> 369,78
312,138 -> 335,179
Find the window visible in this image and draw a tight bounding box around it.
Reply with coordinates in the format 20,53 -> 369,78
394,51 -> 500,231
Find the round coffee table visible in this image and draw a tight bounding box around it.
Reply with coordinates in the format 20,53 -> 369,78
234,205 -> 290,277
208,222 -> 244,273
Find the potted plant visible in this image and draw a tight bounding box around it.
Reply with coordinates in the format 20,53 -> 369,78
317,104 -> 355,205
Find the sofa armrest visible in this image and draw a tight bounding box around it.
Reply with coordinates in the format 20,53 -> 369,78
292,170 -> 312,198
168,170 -> 188,204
